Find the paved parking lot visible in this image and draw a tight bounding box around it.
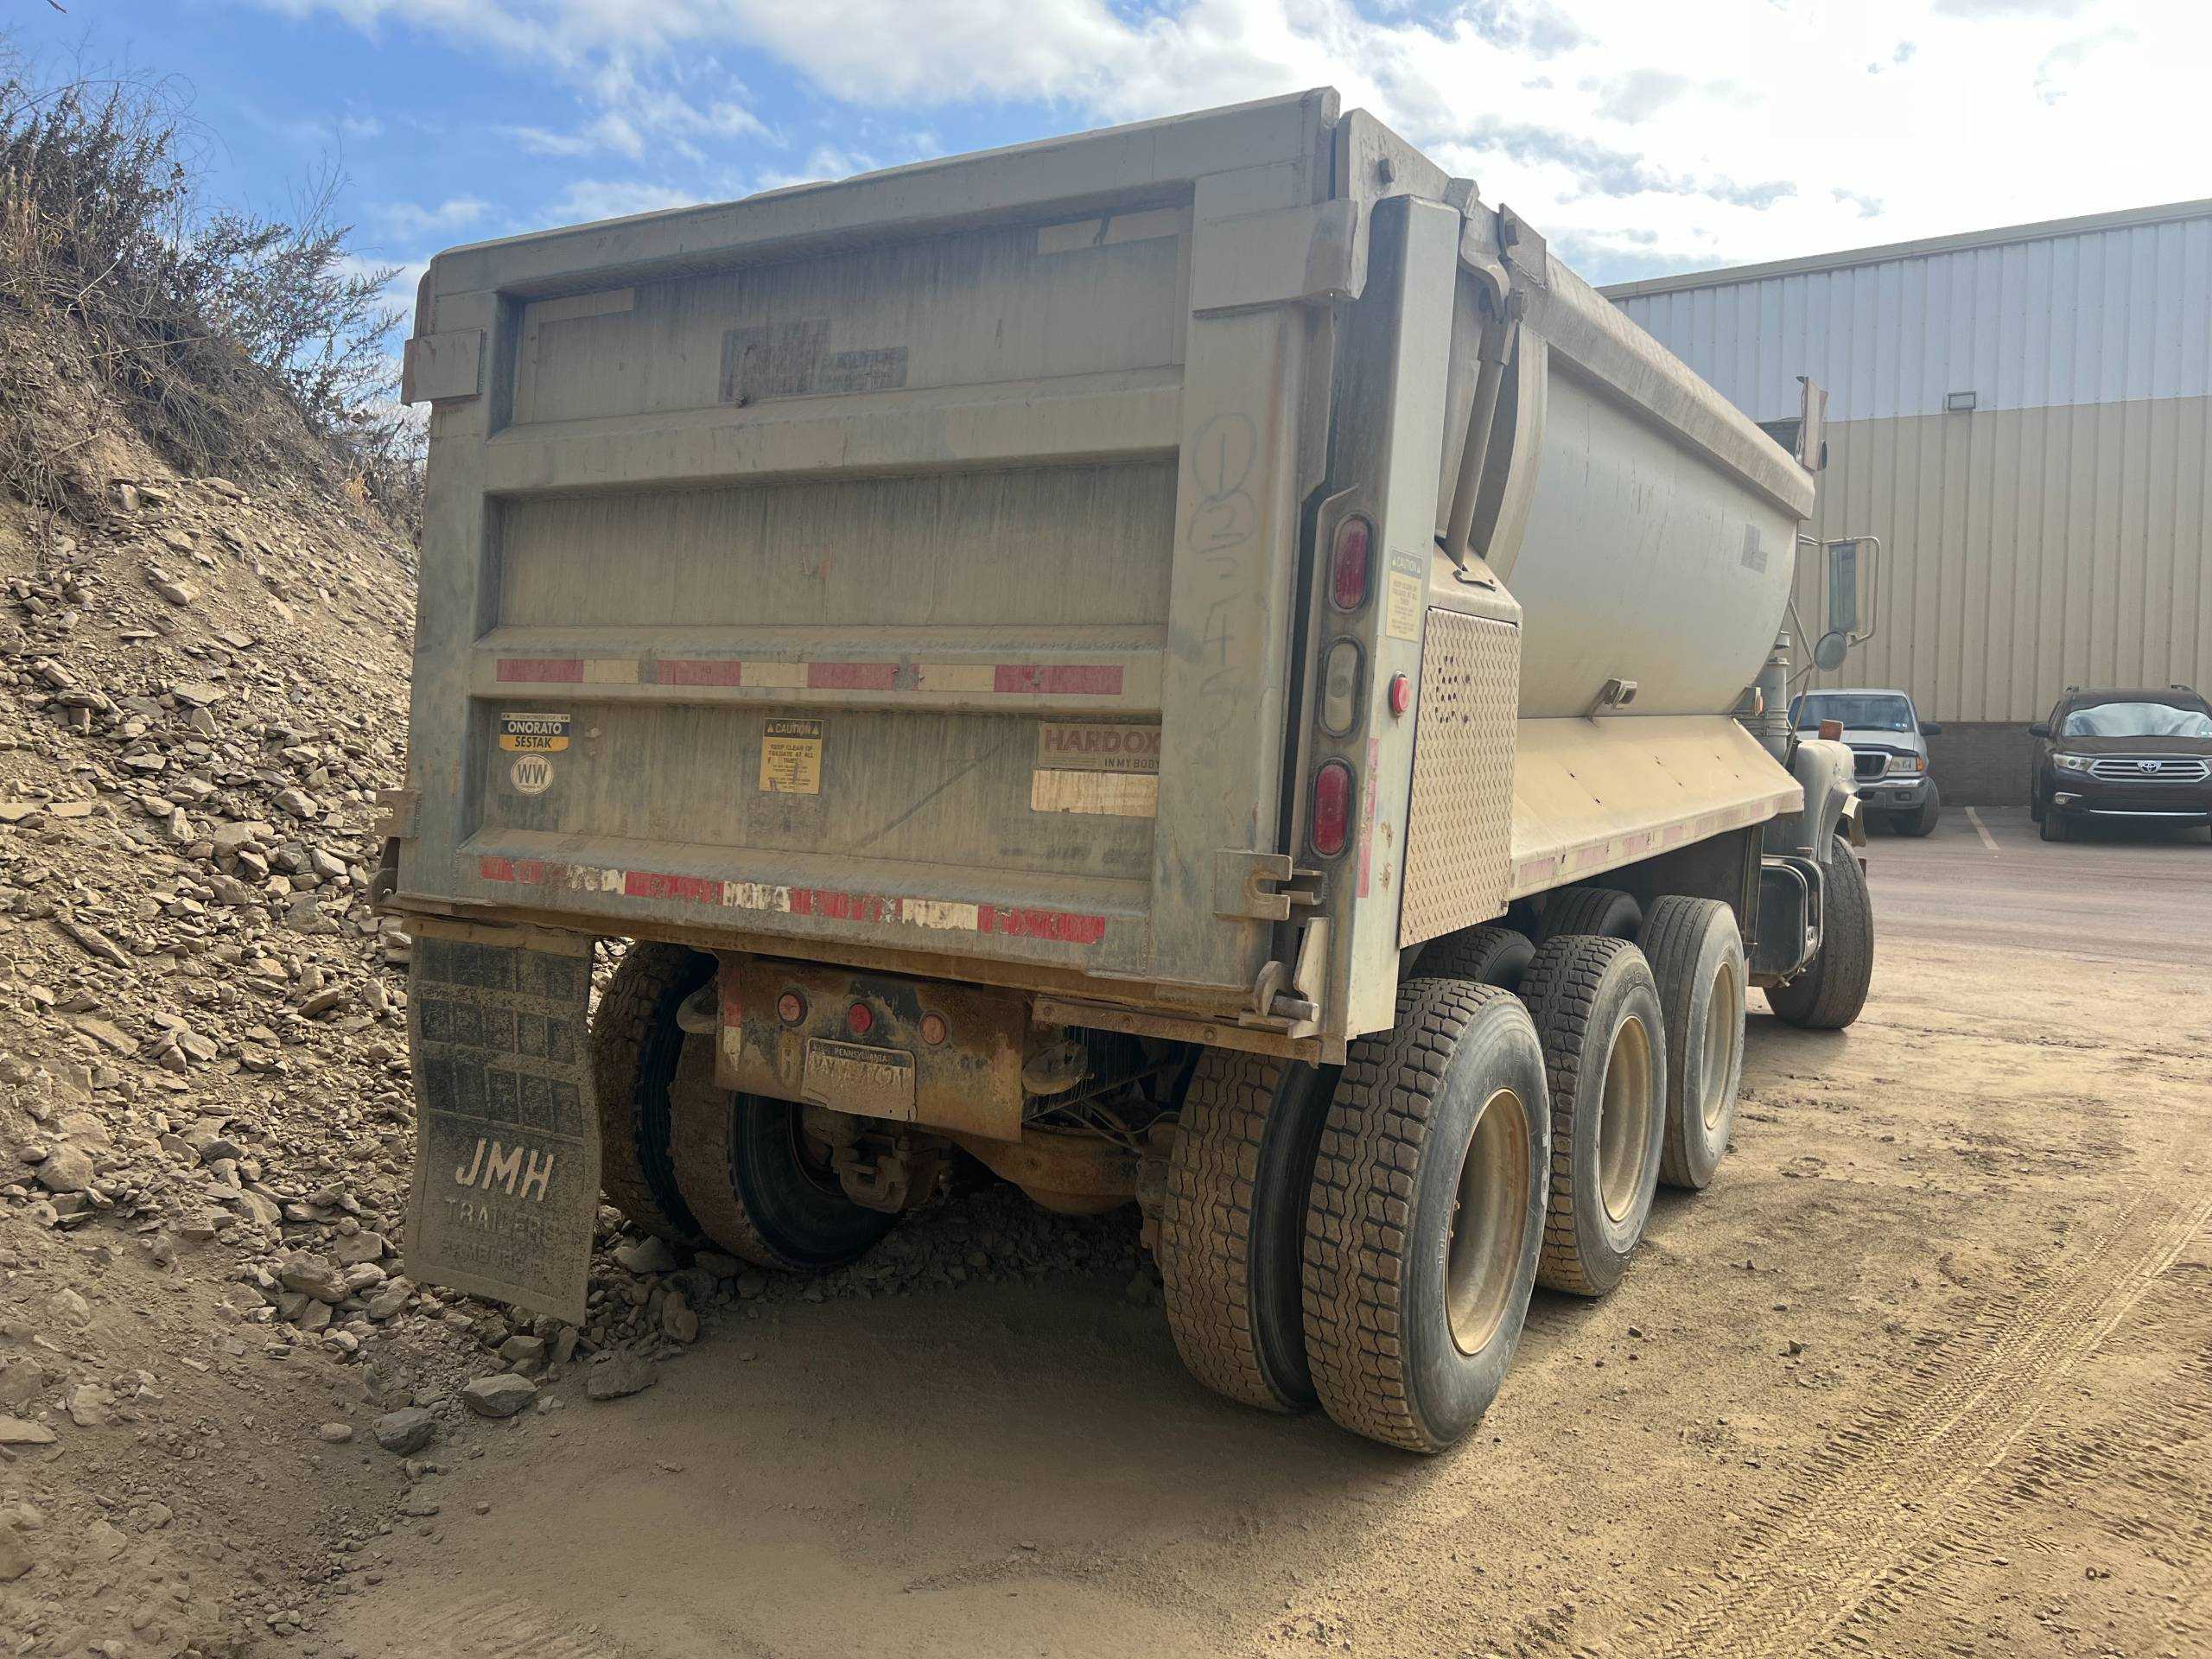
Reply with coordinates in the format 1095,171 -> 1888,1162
337,810 -> 2212,1659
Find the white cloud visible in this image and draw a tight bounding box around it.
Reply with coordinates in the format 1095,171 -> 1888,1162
545,179 -> 703,222
377,196 -> 493,238
245,0 -> 2212,279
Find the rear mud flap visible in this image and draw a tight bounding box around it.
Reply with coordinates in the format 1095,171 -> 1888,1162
404,918 -> 598,1325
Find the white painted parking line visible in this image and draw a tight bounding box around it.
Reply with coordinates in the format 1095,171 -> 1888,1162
1964,806 -> 2001,855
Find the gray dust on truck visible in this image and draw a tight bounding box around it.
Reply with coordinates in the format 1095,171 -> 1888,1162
395,90 -> 1808,1038
386,90 -> 1864,1433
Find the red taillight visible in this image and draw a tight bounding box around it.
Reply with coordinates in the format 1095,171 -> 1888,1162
1310,760 -> 1354,858
1388,672 -> 1412,717
918,1013 -> 947,1046
1330,515 -> 1373,612
777,991 -> 806,1025
846,1001 -> 874,1037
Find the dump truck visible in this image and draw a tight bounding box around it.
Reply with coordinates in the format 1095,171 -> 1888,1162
385,89 -> 1872,1452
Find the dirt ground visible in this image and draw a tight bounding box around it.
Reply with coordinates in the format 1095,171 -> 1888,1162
329,808 -> 2212,1659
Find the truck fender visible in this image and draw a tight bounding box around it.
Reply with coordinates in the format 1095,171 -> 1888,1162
1763,737 -> 1859,862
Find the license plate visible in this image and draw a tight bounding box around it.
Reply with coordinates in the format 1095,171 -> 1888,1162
801,1039 -> 918,1121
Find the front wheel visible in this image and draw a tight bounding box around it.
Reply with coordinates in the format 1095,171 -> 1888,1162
2039,806 -> 2069,842
1899,783 -> 1941,837
1302,980 -> 1548,1453
1766,836 -> 1875,1030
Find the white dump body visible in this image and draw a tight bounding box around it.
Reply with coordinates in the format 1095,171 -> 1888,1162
396,91 -> 1813,1056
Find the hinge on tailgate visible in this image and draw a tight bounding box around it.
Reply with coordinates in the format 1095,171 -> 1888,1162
375,787 -> 420,842
1213,850 -> 1324,923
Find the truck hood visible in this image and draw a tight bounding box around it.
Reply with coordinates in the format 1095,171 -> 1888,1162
2049,734 -> 2212,757
1836,727 -> 1927,757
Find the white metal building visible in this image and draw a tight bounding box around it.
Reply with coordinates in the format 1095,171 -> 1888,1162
1605,200 -> 2212,801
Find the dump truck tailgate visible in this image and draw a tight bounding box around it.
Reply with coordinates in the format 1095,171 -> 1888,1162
398,92 -> 1345,1008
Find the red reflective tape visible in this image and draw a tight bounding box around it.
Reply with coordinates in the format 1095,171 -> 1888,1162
496,658 -> 583,683
472,854 -> 1109,945
806,888 -> 889,924
992,664 -> 1123,696
809,661 -> 899,690
624,870 -> 721,904
655,658 -> 746,686
977,905 -> 1109,944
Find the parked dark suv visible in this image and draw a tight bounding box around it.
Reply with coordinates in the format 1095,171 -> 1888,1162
2029,686 -> 2212,842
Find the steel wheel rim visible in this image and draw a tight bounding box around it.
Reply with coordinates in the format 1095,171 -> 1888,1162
1447,1086 -> 1530,1357
1598,1014 -> 1656,1224
1700,958 -> 1741,1133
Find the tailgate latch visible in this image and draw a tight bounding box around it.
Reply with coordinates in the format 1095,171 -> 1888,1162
1213,850 -> 1323,923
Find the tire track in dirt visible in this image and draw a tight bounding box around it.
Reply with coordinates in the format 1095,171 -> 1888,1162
1822,1344 -> 2212,1656
1629,1185 -> 2212,1659
382,1594 -> 633,1659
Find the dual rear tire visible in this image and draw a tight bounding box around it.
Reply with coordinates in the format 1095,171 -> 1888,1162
1163,893 -> 1753,1451
593,944 -> 893,1271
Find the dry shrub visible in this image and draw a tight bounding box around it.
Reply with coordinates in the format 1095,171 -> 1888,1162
0,48 -> 421,532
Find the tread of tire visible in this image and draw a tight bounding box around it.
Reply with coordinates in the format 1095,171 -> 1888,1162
1641,895 -> 1736,1190
1519,933 -> 1638,1295
1160,1052 -> 1304,1413
1535,886 -> 1641,944
1302,977 -> 1516,1452
1413,925 -> 1532,989
1768,836 -> 1874,1029
588,943 -> 706,1247
666,1037 -> 793,1270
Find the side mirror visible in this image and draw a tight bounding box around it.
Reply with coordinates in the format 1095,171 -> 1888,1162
2027,723 -> 2050,739
1920,721 -> 1944,737
1826,539 -> 1861,635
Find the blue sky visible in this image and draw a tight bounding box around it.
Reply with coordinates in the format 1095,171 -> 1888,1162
47,0 -> 2208,321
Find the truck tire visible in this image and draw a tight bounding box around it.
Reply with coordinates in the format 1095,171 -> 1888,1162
589,943 -> 709,1248
1899,782 -> 1941,837
1535,886 -> 1643,944
669,1064 -> 898,1272
1159,1052 -> 1337,1414
1412,924 -> 1535,991
1641,898 -> 1746,1192
1302,979 -> 1548,1452
1520,936 -> 1667,1297
1766,836 -> 1875,1030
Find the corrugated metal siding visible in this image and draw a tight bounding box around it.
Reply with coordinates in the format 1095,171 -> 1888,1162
1789,398 -> 2212,722
1611,206 -> 2212,722
1614,213 -> 2212,423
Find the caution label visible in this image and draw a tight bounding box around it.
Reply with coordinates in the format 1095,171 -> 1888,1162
759,718 -> 823,795
1036,721 -> 1161,774
499,712 -> 572,753
1385,550 -> 1425,644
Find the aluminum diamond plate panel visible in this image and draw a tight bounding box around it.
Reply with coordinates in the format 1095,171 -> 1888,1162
1399,610 -> 1519,946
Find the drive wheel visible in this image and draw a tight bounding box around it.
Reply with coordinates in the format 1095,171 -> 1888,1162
1900,782 -> 1941,837
1412,924 -> 1535,991
1766,836 -> 1876,1030
589,943 -> 709,1248
1159,1052 -> 1337,1413
1641,898 -> 1747,1192
1302,979 -> 1548,1452
2039,806 -> 2069,842
667,1056 -> 899,1270
1521,936 -> 1668,1296
1535,886 -> 1643,944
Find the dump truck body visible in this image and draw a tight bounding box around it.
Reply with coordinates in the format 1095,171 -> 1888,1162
394,91 -> 1815,1049
389,93 -> 1868,1443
